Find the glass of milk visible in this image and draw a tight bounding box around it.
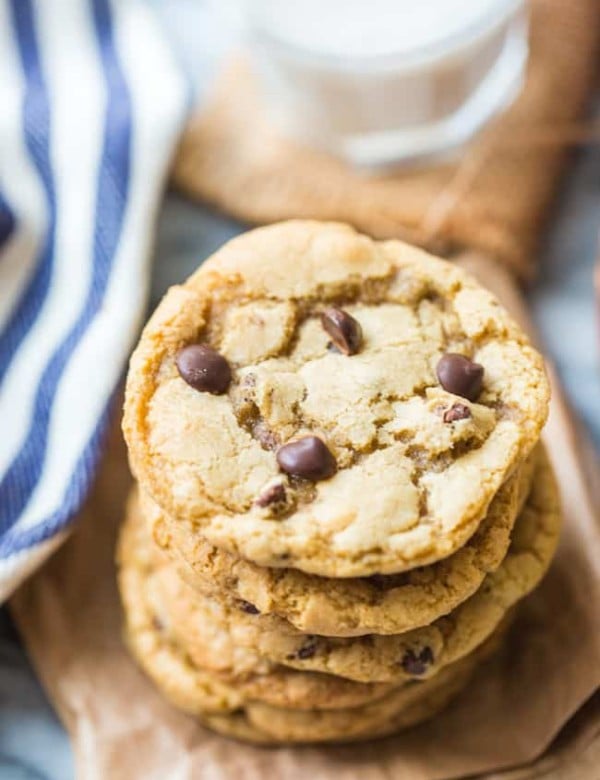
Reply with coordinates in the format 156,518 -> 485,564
222,0 -> 529,167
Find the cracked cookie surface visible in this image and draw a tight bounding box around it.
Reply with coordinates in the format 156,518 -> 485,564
130,446 -> 559,684
147,449 -> 536,637
124,221 -> 549,577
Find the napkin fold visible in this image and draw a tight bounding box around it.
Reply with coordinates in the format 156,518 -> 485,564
0,0 -> 187,601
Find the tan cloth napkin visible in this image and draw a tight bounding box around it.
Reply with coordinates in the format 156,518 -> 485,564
9,256 -> 600,780
172,0 -> 600,281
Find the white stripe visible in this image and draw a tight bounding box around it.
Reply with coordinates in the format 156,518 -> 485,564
14,0 -> 186,533
0,0 -> 105,482
0,2 -> 47,333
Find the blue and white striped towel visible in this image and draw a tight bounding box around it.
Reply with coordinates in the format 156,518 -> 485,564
0,0 -> 187,601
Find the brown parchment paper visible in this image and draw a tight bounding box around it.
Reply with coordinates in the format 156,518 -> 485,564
172,0 -> 600,281
9,255 -> 600,780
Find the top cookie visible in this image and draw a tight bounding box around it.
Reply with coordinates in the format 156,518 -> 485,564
123,221 -> 549,577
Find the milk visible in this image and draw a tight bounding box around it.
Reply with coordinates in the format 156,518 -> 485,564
244,0 -> 520,59
225,0 -> 528,166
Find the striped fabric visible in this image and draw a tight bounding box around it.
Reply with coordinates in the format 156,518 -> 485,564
0,0 -> 186,601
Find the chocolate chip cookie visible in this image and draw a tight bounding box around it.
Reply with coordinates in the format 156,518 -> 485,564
119,524 -> 506,745
124,221 -> 549,577
131,445 -> 559,683
146,449 -> 536,637
117,501 -> 399,711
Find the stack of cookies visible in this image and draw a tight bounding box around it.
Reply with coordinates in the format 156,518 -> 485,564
118,221 -> 560,744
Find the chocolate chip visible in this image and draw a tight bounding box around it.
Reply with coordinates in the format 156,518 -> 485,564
276,436 -> 337,481
238,600 -> 260,615
320,307 -> 362,355
255,482 -> 287,508
436,353 -> 483,401
296,638 -> 318,660
443,402 -> 472,423
176,344 -> 231,395
401,647 -> 434,676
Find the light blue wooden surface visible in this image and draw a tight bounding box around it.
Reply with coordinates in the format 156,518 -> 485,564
0,2 -> 598,777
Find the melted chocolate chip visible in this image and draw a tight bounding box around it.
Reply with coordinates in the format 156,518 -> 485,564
238,600 -> 260,615
255,482 -> 287,508
443,402 -> 472,423
436,353 -> 483,401
320,307 -> 362,355
276,436 -> 337,481
176,344 -> 231,395
401,647 -> 434,676
296,638 -> 318,660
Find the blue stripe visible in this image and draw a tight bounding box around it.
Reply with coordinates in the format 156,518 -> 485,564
0,0 -> 132,534
0,192 -> 17,249
0,391 -> 115,556
0,0 -> 56,387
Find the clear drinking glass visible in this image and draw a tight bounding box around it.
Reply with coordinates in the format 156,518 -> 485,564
222,0 -> 529,168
